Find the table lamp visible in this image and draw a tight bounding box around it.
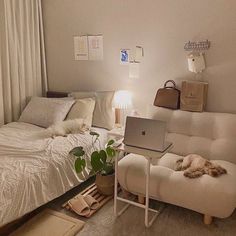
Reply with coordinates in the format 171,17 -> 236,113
114,90 -> 132,126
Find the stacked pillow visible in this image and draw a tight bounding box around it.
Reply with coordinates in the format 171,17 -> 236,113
69,91 -> 115,130
19,97 -> 75,128
66,98 -> 95,127
19,91 -> 115,130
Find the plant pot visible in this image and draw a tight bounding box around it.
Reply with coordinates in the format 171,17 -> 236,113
95,173 -> 115,196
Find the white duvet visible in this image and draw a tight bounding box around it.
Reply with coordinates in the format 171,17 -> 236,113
0,122 -> 107,226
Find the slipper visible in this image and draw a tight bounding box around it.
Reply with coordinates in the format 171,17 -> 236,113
84,195 -> 99,210
68,195 -> 90,217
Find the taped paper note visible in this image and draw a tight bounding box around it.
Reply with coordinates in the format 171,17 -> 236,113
135,46 -> 143,62
74,36 -> 88,60
129,62 -> 139,78
88,35 -> 103,60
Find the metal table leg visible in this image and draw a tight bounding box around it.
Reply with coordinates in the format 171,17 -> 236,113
114,152 -> 164,227
145,157 -> 151,227
114,151 -> 119,216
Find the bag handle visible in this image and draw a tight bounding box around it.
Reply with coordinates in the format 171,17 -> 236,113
164,80 -> 177,89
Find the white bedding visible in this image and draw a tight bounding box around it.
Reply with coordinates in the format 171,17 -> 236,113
0,122 -> 108,226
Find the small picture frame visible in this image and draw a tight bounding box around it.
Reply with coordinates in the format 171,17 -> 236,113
120,49 -> 130,65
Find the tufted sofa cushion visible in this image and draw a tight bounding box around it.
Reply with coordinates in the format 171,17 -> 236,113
148,107 -> 236,164
118,153 -> 236,218
118,107 -> 236,218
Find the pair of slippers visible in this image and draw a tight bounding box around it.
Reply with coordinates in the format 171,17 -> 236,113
68,194 -> 99,217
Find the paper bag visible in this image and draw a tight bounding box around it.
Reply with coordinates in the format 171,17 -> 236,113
180,81 -> 208,112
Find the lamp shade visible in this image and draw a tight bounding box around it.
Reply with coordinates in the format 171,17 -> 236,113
114,90 -> 132,109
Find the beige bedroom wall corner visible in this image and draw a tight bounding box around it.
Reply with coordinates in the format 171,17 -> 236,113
42,0 -> 236,115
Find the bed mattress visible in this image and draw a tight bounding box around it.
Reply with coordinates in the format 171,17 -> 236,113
0,122 -> 108,227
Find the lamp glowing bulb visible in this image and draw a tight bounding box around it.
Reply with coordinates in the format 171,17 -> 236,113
114,90 -> 132,109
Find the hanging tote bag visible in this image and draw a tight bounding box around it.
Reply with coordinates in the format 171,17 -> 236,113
180,81 -> 208,112
153,80 -> 180,109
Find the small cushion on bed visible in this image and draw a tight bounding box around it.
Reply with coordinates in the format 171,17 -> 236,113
66,98 -> 95,127
19,97 -> 75,128
69,91 -> 115,130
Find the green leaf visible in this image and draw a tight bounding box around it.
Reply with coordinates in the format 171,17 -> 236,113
74,158 -> 86,173
99,150 -> 107,164
106,146 -> 116,157
89,131 -> 100,137
91,151 -> 103,173
101,163 -> 114,175
107,139 -> 115,146
69,146 -> 85,157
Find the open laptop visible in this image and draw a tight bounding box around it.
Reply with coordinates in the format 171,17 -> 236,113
123,116 -> 171,152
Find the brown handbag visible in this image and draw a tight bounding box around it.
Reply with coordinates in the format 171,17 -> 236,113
153,80 -> 180,109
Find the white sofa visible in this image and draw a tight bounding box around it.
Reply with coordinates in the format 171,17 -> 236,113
118,107 -> 236,224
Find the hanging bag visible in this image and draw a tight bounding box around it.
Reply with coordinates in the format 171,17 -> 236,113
153,80 -> 180,109
180,81 -> 208,112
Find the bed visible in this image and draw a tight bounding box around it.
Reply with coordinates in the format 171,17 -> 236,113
0,91 -> 114,227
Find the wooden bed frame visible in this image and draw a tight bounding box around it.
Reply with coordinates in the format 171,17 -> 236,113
46,91 -> 69,98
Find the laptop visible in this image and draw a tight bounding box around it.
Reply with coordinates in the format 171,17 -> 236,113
123,116 -> 171,152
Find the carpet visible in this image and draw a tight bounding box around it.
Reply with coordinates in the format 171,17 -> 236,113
10,209 -> 85,236
76,200 -> 236,236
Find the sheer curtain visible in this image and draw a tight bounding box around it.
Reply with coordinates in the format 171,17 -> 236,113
0,0 -> 47,126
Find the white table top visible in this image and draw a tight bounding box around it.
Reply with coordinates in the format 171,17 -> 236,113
114,142 -> 173,159
107,127 -> 124,136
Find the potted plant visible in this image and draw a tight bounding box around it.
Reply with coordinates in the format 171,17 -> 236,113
69,131 -> 116,195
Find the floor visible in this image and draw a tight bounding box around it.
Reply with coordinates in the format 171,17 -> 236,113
8,178 -> 236,236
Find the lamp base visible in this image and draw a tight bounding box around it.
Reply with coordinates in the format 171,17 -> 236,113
115,108 -> 121,125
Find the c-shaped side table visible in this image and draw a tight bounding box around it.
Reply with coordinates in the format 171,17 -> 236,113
113,143 -> 173,228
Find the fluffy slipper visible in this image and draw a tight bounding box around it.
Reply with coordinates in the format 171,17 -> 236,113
84,195 -> 99,210
68,195 -> 90,217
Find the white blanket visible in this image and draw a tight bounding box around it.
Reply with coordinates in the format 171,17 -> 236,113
0,122 -> 107,226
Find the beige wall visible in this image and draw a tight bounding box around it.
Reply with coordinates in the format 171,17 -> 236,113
42,0 -> 236,115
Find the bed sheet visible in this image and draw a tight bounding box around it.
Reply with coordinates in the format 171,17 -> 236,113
0,122 -> 108,226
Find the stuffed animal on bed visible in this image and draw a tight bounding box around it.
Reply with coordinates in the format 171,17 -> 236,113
175,154 -> 227,178
47,119 -> 89,138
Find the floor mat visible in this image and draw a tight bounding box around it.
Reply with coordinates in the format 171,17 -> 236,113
10,209 -> 85,236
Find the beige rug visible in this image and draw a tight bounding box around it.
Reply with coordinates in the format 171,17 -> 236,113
10,209 -> 85,236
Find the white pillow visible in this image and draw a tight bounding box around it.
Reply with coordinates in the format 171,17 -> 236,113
19,97 -> 75,128
66,98 -> 96,127
69,91 -> 115,130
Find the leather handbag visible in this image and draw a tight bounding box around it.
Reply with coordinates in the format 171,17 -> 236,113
153,80 -> 180,109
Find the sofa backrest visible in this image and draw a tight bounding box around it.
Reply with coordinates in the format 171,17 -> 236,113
148,106 -> 236,164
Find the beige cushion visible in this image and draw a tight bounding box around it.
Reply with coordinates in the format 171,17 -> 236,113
66,98 -> 95,127
69,91 -> 115,130
148,106 -> 236,164
19,97 -> 74,128
118,153 -> 236,218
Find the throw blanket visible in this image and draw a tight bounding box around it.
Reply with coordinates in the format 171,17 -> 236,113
175,154 -> 227,178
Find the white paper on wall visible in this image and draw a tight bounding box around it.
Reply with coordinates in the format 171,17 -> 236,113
129,62 -> 139,78
88,35 -> 103,60
74,36 -> 88,60
135,46 -> 143,62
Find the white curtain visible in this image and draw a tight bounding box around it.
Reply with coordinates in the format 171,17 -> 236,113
0,0 -> 47,126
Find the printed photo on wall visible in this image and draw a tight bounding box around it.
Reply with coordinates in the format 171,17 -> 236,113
120,49 -> 130,65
